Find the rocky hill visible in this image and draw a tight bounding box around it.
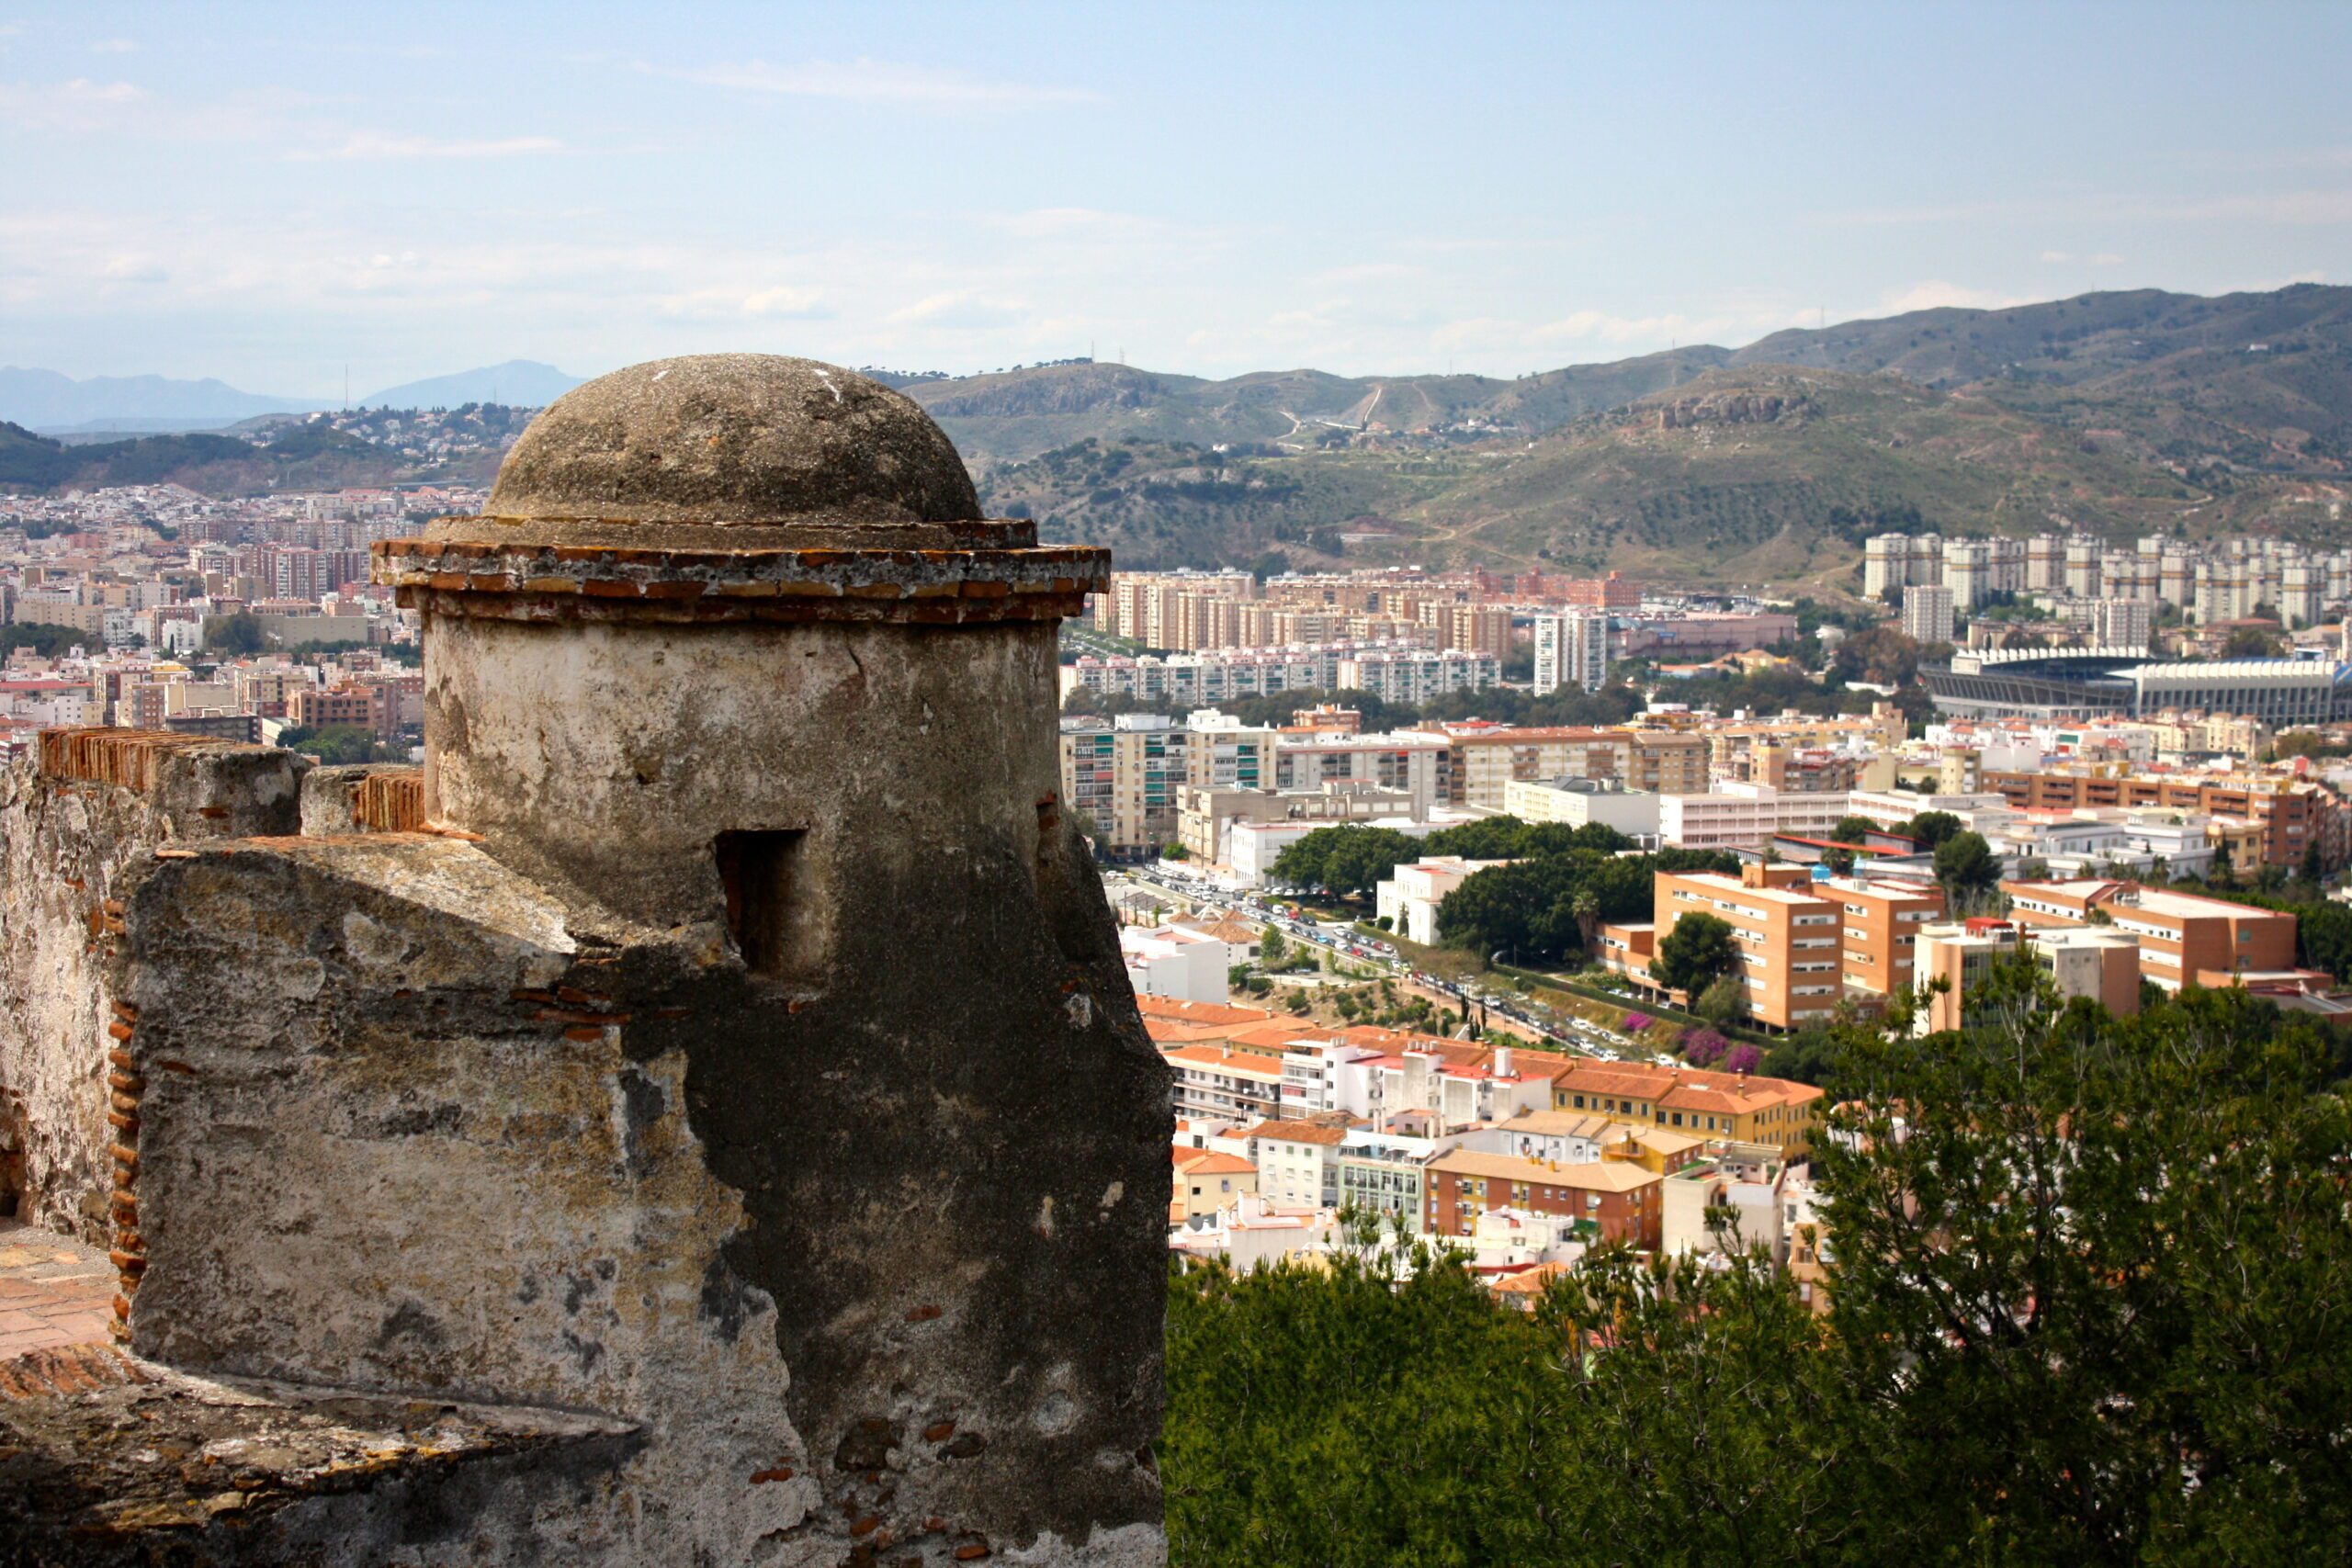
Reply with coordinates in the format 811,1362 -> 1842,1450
981,362 -> 2351,591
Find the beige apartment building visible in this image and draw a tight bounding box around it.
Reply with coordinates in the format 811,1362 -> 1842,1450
1687,705 -> 1908,783
1654,784 -> 1853,851
1059,712 -> 1275,856
1600,863 -> 1945,1032
1414,723 -> 1634,808
1417,602 -> 1515,657
1626,730 -> 1712,795
1914,919 -> 2142,1032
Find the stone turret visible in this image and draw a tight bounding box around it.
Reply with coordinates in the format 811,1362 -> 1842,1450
0,357 -> 1168,1564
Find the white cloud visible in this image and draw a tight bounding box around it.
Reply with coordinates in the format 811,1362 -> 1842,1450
289,131 -> 564,161
645,57 -> 1101,110
98,254 -> 167,283
1310,262 -> 1424,286
2040,250 -> 2074,263
889,291 -> 1029,329
981,208 -> 1159,240
1870,280 -> 2034,315
90,39 -> 138,54
657,284 -> 831,321
0,77 -> 146,130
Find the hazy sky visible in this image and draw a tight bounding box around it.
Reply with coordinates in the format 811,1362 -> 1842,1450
5,1 -> 2347,396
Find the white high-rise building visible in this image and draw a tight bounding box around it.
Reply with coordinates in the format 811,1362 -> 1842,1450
1943,541 -> 1990,612
2089,598 -> 2154,648
1532,611 -> 1610,694
1903,584 -> 1955,646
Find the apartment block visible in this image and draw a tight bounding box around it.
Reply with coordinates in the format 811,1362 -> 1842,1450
1162,1043 -> 1288,1123
1334,647 -> 1500,703
1423,1150 -> 1664,1249
1903,583 -> 1955,645
1531,610 -> 1608,694
1060,714 -> 1193,854
1416,722 -> 1633,809
1655,784 -> 1853,851
1627,730 -> 1712,794
1914,918 -> 2142,1032
1272,729 -> 1447,815
1984,770 -> 2343,869
1499,776 -> 1662,838
1375,855 -> 1514,946
1418,601 -> 1515,656
1242,1121 -> 1347,1211
1560,570 -> 1642,610
2001,879 -> 2300,991
1599,863 -> 1944,1032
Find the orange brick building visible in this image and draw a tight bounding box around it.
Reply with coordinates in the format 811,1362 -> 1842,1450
1423,1149 -> 1664,1248
1600,863 -> 1945,1033
2001,879 -> 2301,991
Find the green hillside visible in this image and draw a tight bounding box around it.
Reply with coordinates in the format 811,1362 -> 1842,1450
989,367 -> 2345,590
0,420 -> 492,495
1400,368 -> 2220,592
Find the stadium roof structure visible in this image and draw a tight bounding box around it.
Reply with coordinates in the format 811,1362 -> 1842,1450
1923,649 -> 2352,723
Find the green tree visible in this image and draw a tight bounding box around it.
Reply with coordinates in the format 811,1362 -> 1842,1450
2222,625 -> 2284,659
1569,886 -> 1602,953
1902,810 -> 1963,850
207,613 -> 267,655
1269,825 -> 1419,900
1163,970 -> 2352,1564
275,723 -> 387,765
0,622 -> 91,659
1161,841 -> 1189,861
1829,815 -> 1874,844
1825,964 -> 2352,1562
1695,972 -> 1749,1025
1649,911 -> 1737,997
1933,830 -> 2000,900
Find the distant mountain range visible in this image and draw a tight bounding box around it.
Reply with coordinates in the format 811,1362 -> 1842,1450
8,286 -> 2350,596
0,368 -> 318,431
0,360 -> 584,431
356,360 -> 582,412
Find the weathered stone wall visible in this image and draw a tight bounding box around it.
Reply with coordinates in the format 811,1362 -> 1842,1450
0,735 -> 305,1242
111,834 -> 809,1561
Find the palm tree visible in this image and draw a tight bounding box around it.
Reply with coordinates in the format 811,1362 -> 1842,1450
1571,887 -> 1603,954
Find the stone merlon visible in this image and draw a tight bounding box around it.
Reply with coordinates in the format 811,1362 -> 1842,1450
0,355 -> 1169,1565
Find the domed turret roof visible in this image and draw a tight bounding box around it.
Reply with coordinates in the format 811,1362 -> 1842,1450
484,355 -> 979,527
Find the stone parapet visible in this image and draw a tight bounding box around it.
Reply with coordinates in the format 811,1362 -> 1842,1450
374,535 -> 1106,625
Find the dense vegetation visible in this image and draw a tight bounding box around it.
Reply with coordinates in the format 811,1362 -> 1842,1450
1265,817 -> 1740,951
1164,971 -> 2352,1564
0,622 -> 96,659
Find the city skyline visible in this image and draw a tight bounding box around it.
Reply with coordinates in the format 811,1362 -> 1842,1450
5,1 -> 2349,395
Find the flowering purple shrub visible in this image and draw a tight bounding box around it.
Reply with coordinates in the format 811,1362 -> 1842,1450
1623,1011 -> 1652,1033
1680,1028 -> 1729,1066
1723,1043 -> 1764,1075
